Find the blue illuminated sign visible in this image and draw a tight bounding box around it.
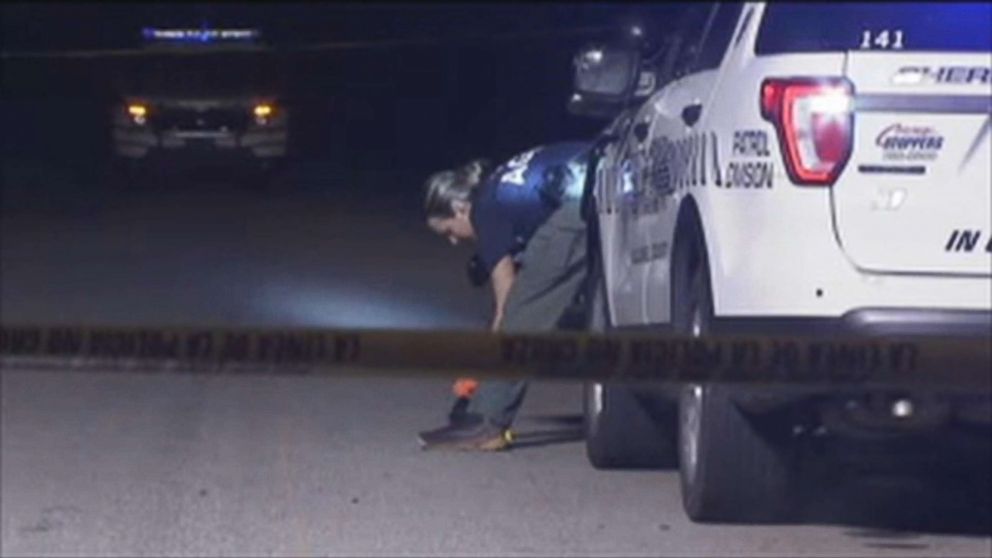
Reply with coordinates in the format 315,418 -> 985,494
141,28 -> 260,43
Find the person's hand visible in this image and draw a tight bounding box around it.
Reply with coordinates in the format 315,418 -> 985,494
452,377 -> 479,398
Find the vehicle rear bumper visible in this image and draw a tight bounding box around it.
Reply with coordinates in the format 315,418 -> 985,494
709,309 -> 991,437
630,308 -> 991,433
711,308 -> 992,338
841,308 -> 992,337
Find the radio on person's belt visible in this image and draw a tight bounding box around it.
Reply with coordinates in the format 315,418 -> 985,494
539,165 -> 568,208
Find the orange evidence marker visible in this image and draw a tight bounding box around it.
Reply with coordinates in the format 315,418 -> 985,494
452,378 -> 480,399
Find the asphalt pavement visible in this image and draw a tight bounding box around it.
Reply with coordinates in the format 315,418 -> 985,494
1,170 -> 990,556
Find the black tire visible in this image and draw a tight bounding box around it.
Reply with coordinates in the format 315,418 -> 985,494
678,384 -> 795,522
672,219 -> 795,522
584,382 -> 678,469
583,236 -> 677,469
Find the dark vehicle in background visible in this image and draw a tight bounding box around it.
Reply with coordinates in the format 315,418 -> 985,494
110,27 -> 288,188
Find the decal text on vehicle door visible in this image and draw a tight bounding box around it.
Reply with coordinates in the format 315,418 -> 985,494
945,229 -> 992,253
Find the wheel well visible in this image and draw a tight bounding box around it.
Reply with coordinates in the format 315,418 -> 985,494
673,196 -> 708,278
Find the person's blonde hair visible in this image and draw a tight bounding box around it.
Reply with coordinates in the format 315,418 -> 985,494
423,159 -> 490,218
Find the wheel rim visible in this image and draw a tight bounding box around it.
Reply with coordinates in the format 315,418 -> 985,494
679,254 -> 709,491
591,383 -> 604,416
689,306 -> 703,337
684,281 -> 707,486
690,301 -> 704,338
682,384 -> 703,486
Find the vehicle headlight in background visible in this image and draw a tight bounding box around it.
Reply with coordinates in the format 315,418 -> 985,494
127,103 -> 148,125
253,103 -> 274,125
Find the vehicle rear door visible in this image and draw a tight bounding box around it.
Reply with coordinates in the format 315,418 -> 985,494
756,3 -> 992,276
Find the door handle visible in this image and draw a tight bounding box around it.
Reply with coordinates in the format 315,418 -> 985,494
681,103 -> 702,127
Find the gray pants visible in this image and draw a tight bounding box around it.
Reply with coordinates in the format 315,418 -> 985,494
467,199 -> 588,428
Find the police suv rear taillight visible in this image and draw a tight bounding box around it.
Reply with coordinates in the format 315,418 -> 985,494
760,78 -> 853,186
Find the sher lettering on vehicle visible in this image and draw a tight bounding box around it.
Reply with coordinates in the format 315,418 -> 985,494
894,65 -> 992,86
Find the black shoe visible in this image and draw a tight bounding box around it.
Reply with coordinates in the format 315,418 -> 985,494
417,420 -> 513,451
447,397 -> 483,427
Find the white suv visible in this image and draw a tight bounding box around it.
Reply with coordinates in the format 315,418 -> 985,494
572,2 -> 991,522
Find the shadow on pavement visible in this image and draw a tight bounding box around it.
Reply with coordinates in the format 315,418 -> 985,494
510,427 -> 585,450
508,413 -> 584,450
521,413 -> 584,427
515,414 -> 990,538
796,466 -> 992,538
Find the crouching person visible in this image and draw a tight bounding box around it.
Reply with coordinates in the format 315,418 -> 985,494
419,141 -> 592,451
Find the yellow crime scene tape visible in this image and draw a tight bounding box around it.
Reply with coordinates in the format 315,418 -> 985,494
0,324 -> 989,390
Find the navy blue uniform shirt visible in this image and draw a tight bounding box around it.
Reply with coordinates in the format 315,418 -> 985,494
470,141 -> 591,276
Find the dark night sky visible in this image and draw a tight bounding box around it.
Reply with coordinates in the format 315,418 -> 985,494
1,3 -> 659,50
1,3 -> 687,188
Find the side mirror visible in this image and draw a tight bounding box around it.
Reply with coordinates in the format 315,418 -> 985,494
633,70 -> 657,99
568,44 -> 640,120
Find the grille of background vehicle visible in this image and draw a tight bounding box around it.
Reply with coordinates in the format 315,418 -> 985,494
153,107 -> 250,132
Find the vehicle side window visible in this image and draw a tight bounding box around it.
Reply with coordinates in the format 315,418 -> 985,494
733,6 -> 755,48
670,3 -> 717,80
693,3 -> 744,71
652,38 -> 682,87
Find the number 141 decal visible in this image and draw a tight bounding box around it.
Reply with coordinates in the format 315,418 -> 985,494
860,29 -> 905,50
